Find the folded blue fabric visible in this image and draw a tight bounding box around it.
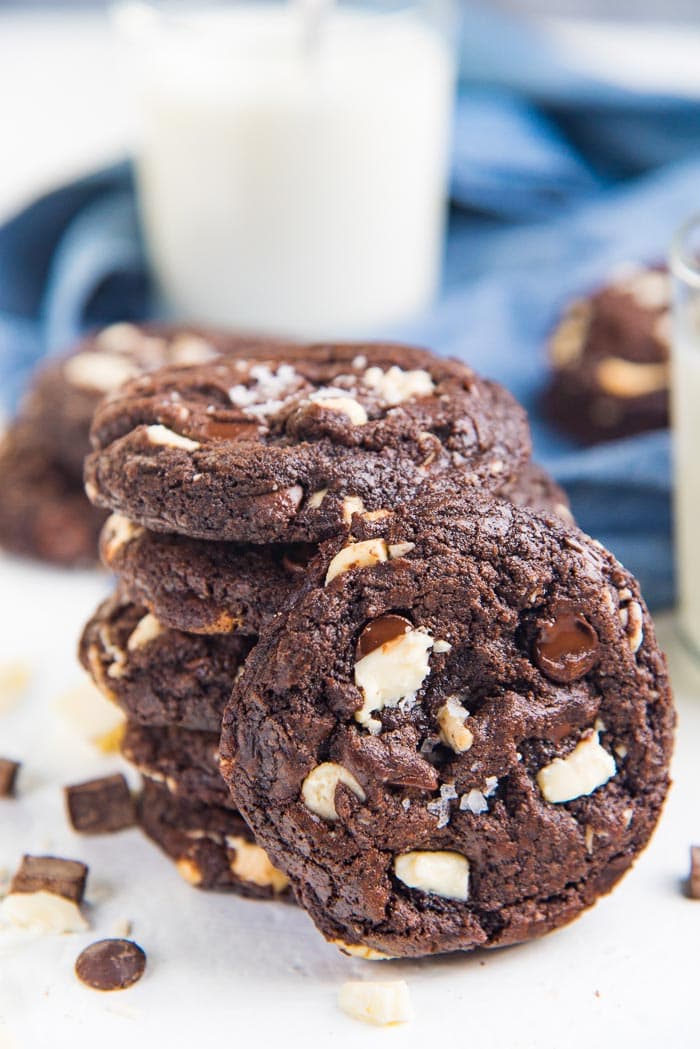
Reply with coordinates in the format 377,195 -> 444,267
2,6 -> 699,610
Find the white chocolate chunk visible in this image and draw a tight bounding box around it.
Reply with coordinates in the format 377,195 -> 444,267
55,680 -> 126,748
595,357 -> 669,398
301,762 -> 366,821
127,613 -> 163,651
95,322 -> 141,352
338,981 -> 413,1026
394,850 -> 470,901
431,639 -> 452,654
64,352 -> 139,393
537,731 -> 616,804
325,539 -> 388,584
437,696 -> 473,753
624,600 -> 644,653
226,837 -> 290,893
307,487 -> 328,509
362,365 -> 435,405
101,513 -> 143,560
621,269 -> 670,310
341,496 -> 365,524
1,891 -> 87,933
177,858 -> 203,886
388,541 -> 415,559
169,334 -> 219,365
354,629 -> 433,730
331,940 -> 393,961
460,789 -> 487,815
145,424 -> 200,451
312,396 -> 368,425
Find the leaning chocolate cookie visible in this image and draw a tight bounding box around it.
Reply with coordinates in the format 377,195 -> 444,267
79,591 -> 253,731
85,343 -> 530,544
122,722 -> 234,810
543,265 -> 670,444
97,462 -> 565,638
220,494 -> 674,958
139,778 -> 292,899
0,422 -> 106,567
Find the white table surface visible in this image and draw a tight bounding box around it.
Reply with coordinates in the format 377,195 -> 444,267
0,552 -> 698,1049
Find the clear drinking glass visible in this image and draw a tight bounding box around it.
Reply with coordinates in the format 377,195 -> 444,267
114,0 -> 457,339
670,215 -> 700,656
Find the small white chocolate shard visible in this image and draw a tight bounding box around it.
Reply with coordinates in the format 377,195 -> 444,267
95,322 -> 142,352
55,680 -> 126,748
63,352 -> 139,393
362,508 -> 390,522
176,858 -> 203,886
312,396 -> 368,425
331,940 -> 393,961
307,487 -> 328,509
325,539 -> 388,584
337,981 -> 413,1026
301,762 -> 366,821
0,891 -> 88,933
432,639 -> 452,653
101,513 -> 144,560
537,731 -> 616,804
362,365 -> 435,405
595,357 -> 669,398
394,850 -> 470,901
169,334 -> 219,365
623,600 -> 644,653
226,837 -> 290,893
127,613 -> 163,652
437,696 -> 473,753
341,496 -> 366,524
354,629 -> 433,730
549,301 -> 592,367
145,424 -> 200,451
388,541 -> 415,559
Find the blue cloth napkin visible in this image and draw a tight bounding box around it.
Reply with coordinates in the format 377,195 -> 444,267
2,5 -> 699,610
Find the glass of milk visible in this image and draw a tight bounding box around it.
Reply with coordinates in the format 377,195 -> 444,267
671,214 -> 700,655
114,0 -> 457,339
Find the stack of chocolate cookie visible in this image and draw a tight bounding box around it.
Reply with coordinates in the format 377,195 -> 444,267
0,323 -> 266,566
78,341 -> 674,956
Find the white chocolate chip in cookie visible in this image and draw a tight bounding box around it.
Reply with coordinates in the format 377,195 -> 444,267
338,980 -> 413,1026
394,850 -> 470,900
169,334 -> 219,365
622,599 -> 644,653
95,322 -> 142,352
302,762 -> 366,821
549,300 -> 592,367
362,365 -> 435,405
176,858 -> 203,886
145,424 -> 200,451
341,496 -> 365,524
437,696 -> 473,753
620,269 -> 671,311
226,837 -> 290,893
537,730 -> 616,804
354,628 -> 433,730
312,396 -> 368,425
0,891 -> 88,933
101,513 -> 144,561
127,613 -> 163,651
64,352 -> 139,393
595,357 -> 669,398
307,487 -> 328,509
331,940 -> 393,961
388,541 -> 415,559
325,539 -> 388,584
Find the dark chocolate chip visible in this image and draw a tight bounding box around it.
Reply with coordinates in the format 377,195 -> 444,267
689,845 -> 700,900
200,419 -> 259,440
65,774 -> 136,834
75,939 -> 146,991
356,614 -> 413,660
281,543 -> 318,576
0,758 -> 20,797
533,605 -> 599,683
11,855 -> 88,903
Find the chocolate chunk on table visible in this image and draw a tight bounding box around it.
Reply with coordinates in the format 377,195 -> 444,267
0,758 -> 21,797
10,854 -> 88,903
65,773 -> 136,834
75,939 -> 146,991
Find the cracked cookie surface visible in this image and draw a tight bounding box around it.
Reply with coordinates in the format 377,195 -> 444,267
220,494 -> 673,958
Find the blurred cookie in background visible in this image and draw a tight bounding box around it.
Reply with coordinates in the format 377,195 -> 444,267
542,265 -> 670,445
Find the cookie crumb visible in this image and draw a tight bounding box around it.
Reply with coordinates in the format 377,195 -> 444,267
0,758 -> 21,797
75,939 -> 146,991
337,981 -> 413,1026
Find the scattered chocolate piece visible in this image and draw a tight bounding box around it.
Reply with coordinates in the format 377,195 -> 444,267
356,614 -> 413,660
689,845 -> 700,900
65,773 -> 136,834
75,939 -> 146,991
10,854 -> 88,903
0,758 -> 20,797
533,603 -> 599,683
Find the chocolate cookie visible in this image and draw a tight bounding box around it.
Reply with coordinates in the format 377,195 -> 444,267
79,591 -> 253,731
220,494 -> 674,959
139,778 -> 292,899
23,323 -> 274,481
99,462 -> 568,638
85,343 -> 531,544
543,265 -> 670,444
122,723 -> 234,810
0,422 -> 106,567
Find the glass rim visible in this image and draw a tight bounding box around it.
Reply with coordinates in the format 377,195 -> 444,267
671,213 -> 700,290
